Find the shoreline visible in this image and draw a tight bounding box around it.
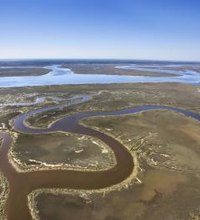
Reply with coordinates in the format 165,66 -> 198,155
0,67 -> 50,77
0,172 -> 9,220
61,64 -> 178,77
8,132 -> 117,173
0,83 -> 200,219
0,64 -> 200,87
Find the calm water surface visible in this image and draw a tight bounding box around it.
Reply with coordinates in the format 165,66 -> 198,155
0,64 -> 200,87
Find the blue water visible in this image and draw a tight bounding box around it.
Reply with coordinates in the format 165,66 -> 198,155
0,63 -> 200,87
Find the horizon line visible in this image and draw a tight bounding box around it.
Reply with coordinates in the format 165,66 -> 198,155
0,58 -> 200,63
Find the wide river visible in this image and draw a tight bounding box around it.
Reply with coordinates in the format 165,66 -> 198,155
1,98 -> 200,219
0,64 -> 200,87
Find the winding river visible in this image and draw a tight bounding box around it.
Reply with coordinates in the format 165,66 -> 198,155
1,99 -> 200,219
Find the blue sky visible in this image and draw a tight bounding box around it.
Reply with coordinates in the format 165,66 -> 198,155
0,0 -> 200,61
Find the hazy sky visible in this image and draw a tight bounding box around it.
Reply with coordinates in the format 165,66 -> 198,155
0,0 -> 200,61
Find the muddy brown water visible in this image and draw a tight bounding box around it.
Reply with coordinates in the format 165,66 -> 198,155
1,104 -> 200,219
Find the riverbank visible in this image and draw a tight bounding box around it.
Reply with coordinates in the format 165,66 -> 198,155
0,63 -> 200,87
0,171 -> 9,219
1,83 -> 200,219
62,64 -> 177,77
0,67 -> 49,77
9,132 -> 116,173
1,83 -> 200,112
